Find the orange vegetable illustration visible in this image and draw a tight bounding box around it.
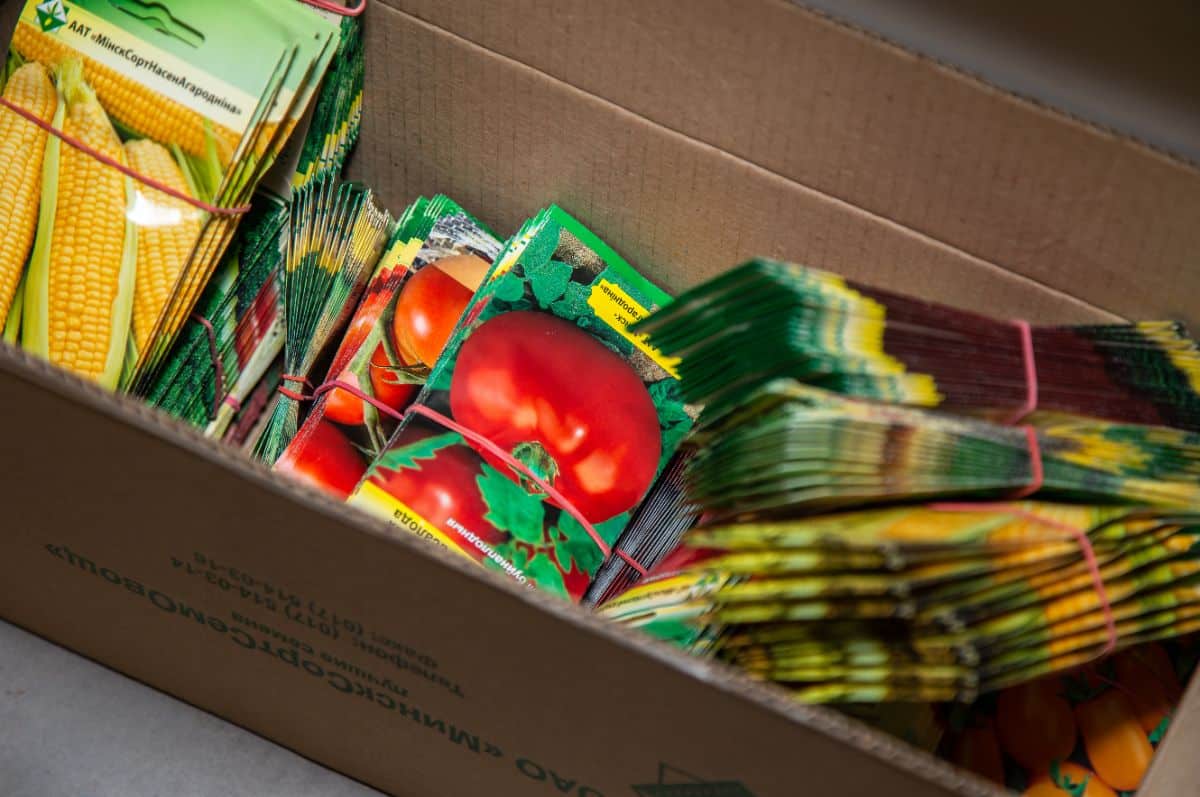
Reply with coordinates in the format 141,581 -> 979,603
1074,689 -> 1153,791
948,719 -> 1005,785
996,678 -> 1077,772
1023,762 -> 1116,797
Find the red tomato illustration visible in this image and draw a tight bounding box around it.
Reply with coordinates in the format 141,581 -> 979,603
367,341 -> 418,416
323,368 -> 366,426
448,311 -> 661,523
370,435 -> 507,558
275,420 -> 366,500
391,255 -> 485,368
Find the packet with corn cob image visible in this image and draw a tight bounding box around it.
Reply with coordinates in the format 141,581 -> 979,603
275,197 -> 502,500
146,16 -> 365,433
349,205 -> 693,601
0,0 -> 341,390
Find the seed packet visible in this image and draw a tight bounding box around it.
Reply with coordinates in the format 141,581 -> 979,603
2,0 -> 341,389
249,175 -> 391,464
275,197 -> 501,499
633,259 -> 1200,430
350,205 -> 692,601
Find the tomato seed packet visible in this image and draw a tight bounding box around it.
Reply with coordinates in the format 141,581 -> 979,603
275,197 -> 500,499
350,205 -> 693,601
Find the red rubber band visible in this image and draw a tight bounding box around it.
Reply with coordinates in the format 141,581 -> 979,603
0,97 -> 250,217
281,374 -> 314,388
927,502 -> 1118,659
190,313 -> 225,420
1004,319 -> 1038,425
297,0 -> 367,16
1009,425 -> 1044,499
223,394 -> 243,413
293,377 -> 650,577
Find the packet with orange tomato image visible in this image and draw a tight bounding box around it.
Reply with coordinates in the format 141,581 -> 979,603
275,196 -> 501,499
940,638 -> 1199,795
349,205 -> 694,601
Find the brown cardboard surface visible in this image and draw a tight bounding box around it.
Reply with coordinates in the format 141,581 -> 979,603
380,0 -> 1200,325
0,347 -> 998,797
349,3 -> 1118,325
0,1 -> 1197,796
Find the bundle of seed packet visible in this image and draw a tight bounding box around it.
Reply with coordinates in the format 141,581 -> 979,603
686,380 -> 1200,519
348,206 -> 693,601
583,451 -> 701,606
633,259 -> 1200,429
0,0 -> 343,390
145,15 -> 365,434
940,639 -> 1198,794
250,175 -> 391,463
275,195 -> 501,498
600,260 -> 1200,707
602,503 -> 1200,703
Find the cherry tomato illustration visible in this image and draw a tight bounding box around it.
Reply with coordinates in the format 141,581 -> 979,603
995,677 -> 1077,773
1075,689 -> 1153,791
368,341 -> 418,416
1023,762 -> 1116,797
449,311 -> 661,523
391,254 -> 487,368
323,368 -> 366,426
370,433 -> 507,558
275,420 -> 366,500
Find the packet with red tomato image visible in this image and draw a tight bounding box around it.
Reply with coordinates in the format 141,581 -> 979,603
275,197 -> 501,499
938,638 -> 1198,795
350,206 -> 694,601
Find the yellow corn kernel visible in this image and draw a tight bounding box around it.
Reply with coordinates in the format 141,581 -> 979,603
23,59 -> 136,389
12,21 -> 239,165
125,139 -> 203,353
0,62 -> 57,323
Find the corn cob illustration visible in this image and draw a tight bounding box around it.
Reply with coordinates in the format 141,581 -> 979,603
125,139 -> 202,354
23,59 -> 136,389
12,22 -> 239,164
0,62 -> 57,323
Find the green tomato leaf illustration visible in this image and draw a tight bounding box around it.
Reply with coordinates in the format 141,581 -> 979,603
555,512 -> 628,575
525,551 -> 568,598
376,432 -> 460,472
477,464 -> 546,543
528,258 -> 573,306
492,272 -> 526,303
549,281 -> 591,323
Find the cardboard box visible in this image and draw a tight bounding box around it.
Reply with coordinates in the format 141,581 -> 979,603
1,2 -> 1198,795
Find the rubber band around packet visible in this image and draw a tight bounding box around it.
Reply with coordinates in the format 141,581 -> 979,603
0,97 -> 251,217
1008,425 -> 1044,499
927,502 -> 1118,660
286,377 -> 650,577
297,0 -> 368,16
190,313 -> 228,420
1003,319 -> 1038,425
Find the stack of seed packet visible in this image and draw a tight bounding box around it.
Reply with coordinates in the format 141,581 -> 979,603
145,15 -> 366,435
638,259 -> 1200,429
249,175 -> 391,464
274,195 -> 501,498
599,258 -> 1200,704
0,0 -> 344,390
583,451 -> 701,606
349,206 -> 693,601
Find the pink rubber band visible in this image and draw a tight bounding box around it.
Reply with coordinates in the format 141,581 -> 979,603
223,394 -> 243,413
927,502 -> 1118,659
298,377 -> 650,577
1004,319 -> 1038,425
297,0 -> 367,16
1008,425 -> 1044,499
190,313 -> 226,420
0,97 -> 250,216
